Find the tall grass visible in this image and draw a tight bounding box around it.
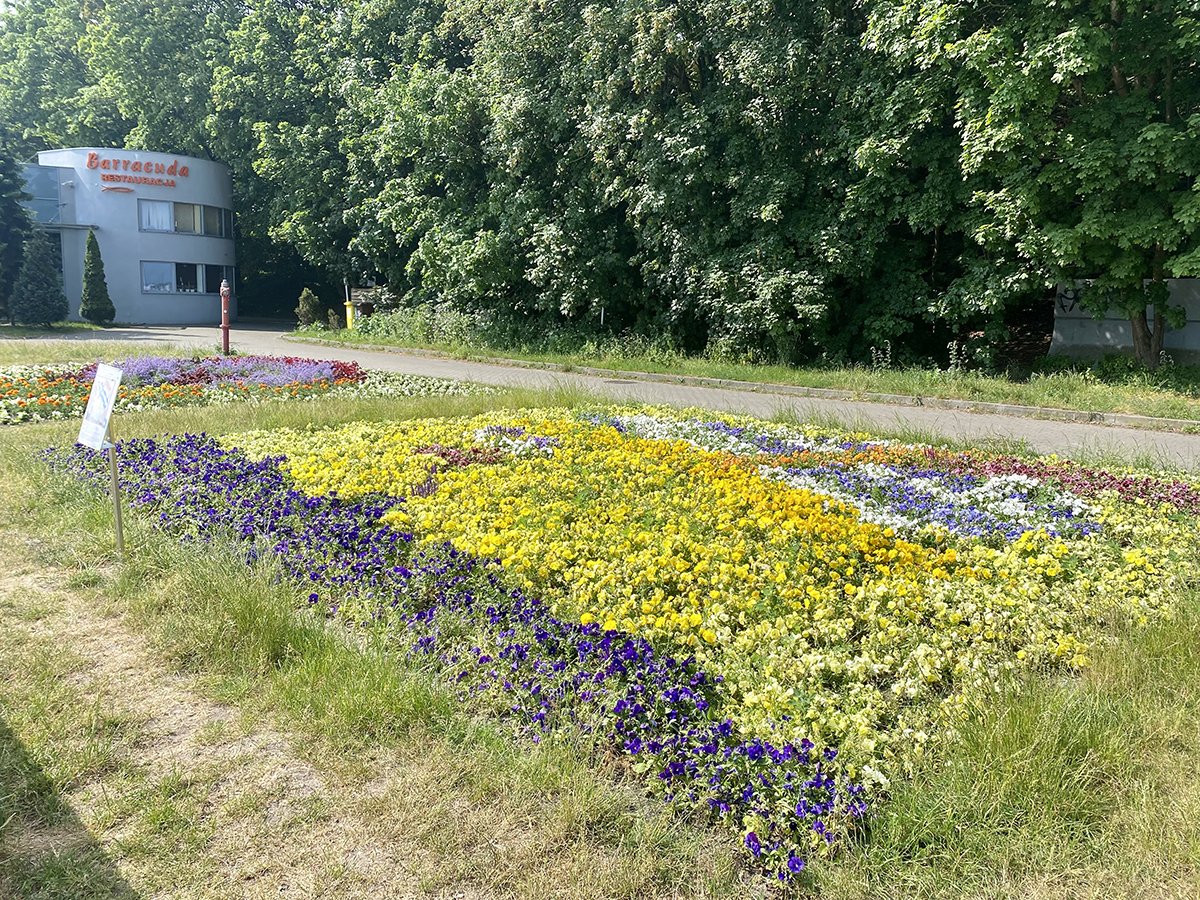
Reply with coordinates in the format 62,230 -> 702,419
0,339 -> 192,366
303,312 -> 1200,422
812,580 -> 1200,899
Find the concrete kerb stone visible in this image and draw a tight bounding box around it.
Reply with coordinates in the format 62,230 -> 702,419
283,334 -> 1200,436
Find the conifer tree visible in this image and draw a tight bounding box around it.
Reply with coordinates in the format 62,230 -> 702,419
0,144 -> 34,324
79,230 -> 115,324
295,286 -> 321,326
9,231 -> 68,326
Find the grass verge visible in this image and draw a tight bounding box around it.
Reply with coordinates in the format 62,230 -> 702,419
294,328 -> 1200,424
0,323 -> 103,339
0,340 -> 193,367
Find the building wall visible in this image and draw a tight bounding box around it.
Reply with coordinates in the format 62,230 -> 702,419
33,148 -> 236,326
1050,279 -> 1200,364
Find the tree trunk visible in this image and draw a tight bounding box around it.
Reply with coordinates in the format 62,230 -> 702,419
1151,303 -> 1166,364
1149,243 -> 1168,366
1131,246 -> 1170,371
1129,307 -> 1156,370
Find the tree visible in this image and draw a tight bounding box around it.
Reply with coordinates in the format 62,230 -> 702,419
0,0 -> 129,155
9,230 -> 67,326
0,140 -> 33,323
79,230 -> 115,324
867,0 -> 1200,369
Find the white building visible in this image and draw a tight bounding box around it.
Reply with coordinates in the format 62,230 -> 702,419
22,148 -> 236,325
1051,280 -> 1200,363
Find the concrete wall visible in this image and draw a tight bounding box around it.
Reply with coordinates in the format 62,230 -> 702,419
35,148 -> 236,325
1050,279 -> 1200,363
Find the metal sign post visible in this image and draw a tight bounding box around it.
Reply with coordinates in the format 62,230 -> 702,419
106,424 -> 125,557
220,278 -> 232,355
78,363 -> 125,557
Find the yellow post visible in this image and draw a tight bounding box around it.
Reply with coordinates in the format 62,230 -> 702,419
344,300 -> 355,330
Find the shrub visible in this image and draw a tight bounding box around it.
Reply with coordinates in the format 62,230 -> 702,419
295,287 -> 322,326
355,303 -> 483,345
9,231 -> 68,326
79,230 -> 115,325
0,146 -> 34,324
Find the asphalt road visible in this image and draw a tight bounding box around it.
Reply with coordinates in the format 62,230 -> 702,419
33,323 -> 1200,470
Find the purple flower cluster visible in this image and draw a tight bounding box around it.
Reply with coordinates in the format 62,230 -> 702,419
972,455 -> 1200,513
71,355 -> 364,388
45,435 -> 865,881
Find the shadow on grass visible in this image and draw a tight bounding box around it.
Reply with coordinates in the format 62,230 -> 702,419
0,716 -> 138,899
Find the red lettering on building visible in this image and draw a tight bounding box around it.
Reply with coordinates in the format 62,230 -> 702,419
85,153 -> 193,184
100,173 -> 177,188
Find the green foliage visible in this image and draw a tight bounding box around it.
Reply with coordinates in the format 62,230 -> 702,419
0,139 -> 34,322
356,304 -> 483,345
79,230 -> 115,325
217,0 -> 977,362
866,0 -> 1200,368
0,0 -> 129,155
9,230 -> 67,326
293,287 -> 322,327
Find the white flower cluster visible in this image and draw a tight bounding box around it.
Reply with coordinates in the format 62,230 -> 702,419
760,463 -> 1098,541
472,427 -> 557,458
593,412 -> 884,457
330,370 -> 492,398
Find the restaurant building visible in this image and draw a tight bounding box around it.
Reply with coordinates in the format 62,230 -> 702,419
21,148 -> 236,325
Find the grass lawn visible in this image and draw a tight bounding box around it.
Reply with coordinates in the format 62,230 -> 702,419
1,340 -> 1197,898
294,326 -> 1200,425
0,338 -> 195,367
0,322 -> 105,338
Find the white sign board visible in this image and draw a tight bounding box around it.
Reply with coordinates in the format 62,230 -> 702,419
77,364 -> 123,450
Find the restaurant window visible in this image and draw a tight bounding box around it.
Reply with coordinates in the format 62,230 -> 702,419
203,264 -> 233,293
139,200 -> 173,232
142,261 -> 175,293
175,263 -> 199,293
173,203 -> 199,233
202,205 -> 223,236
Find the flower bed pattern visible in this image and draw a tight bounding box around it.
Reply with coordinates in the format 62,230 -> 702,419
1,354 -> 487,424
46,406 -> 1199,881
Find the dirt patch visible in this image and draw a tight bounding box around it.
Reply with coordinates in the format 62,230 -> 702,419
0,548 -> 491,899
3,823 -> 94,857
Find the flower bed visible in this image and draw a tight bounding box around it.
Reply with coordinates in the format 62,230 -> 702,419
0,354 -> 488,423
45,406 -> 1200,881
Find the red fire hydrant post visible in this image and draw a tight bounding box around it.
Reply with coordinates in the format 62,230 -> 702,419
220,278 -> 232,355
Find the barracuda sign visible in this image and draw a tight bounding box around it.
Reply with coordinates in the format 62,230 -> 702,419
86,151 -> 190,188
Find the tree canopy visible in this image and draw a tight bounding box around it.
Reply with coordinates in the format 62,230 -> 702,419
2,0 -> 1196,364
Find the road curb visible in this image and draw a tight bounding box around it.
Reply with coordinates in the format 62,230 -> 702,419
283,334 -> 1200,436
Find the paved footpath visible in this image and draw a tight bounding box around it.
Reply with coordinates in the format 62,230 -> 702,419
37,323 -> 1200,470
